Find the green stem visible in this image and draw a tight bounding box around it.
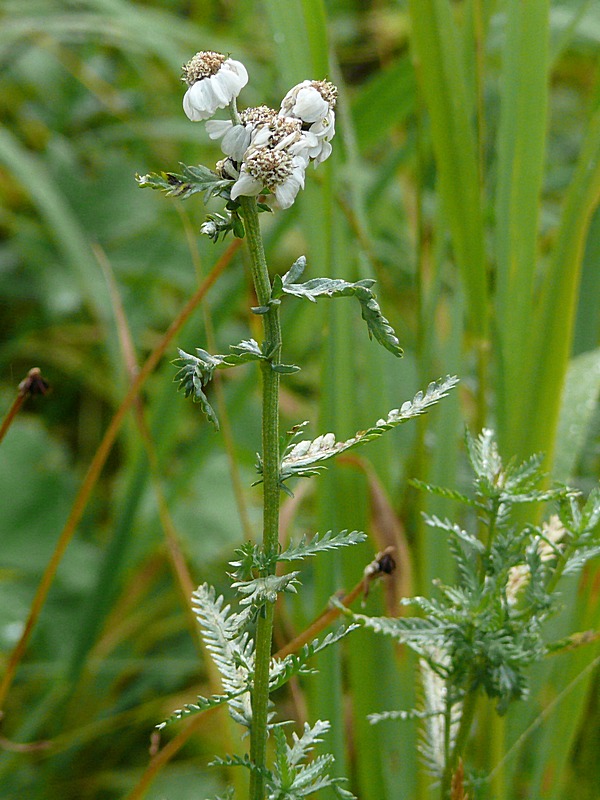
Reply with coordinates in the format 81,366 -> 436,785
239,194 -> 282,800
441,689 -> 479,799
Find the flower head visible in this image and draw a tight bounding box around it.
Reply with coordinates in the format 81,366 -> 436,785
182,51 -> 248,121
279,80 -> 337,165
205,105 -> 277,161
230,147 -> 307,209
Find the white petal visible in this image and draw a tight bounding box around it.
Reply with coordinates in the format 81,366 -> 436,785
231,172 -> 263,200
223,59 -> 249,89
274,175 -> 302,209
312,139 -> 332,165
293,87 -> 329,123
205,119 -> 233,139
221,125 -> 252,160
183,80 -> 218,120
208,72 -> 231,105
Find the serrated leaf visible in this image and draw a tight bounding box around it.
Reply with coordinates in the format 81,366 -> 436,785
409,478 -> 478,507
232,573 -> 301,606
157,686 -> 249,729
173,341 -> 266,428
268,625 -> 360,693
271,363 -> 301,374
368,708 -> 440,725
277,257 -> 403,356
423,514 -> 486,554
173,348 -> 220,429
562,545 -> 600,575
276,376 -> 459,482
190,584 -> 255,728
277,529 -> 367,562
136,163 -> 234,202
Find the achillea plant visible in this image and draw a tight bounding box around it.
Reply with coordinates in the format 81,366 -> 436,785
345,429 -> 600,799
138,50 -> 457,800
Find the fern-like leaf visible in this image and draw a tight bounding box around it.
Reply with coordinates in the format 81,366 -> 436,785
136,163 -> 233,202
278,529 -> 367,563
228,530 -> 366,580
232,573 -> 301,607
190,584 -> 255,728
272,256 -> 402,357
276,376 -> 459,483
268,625 -> 360,692
174,341 -> 268,428
157,686 -> 251,729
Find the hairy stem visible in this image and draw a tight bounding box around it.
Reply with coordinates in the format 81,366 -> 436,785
239,194 -> 282,800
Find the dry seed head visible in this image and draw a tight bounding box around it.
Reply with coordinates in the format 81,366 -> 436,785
240,105 -> 278,126
244,148 -> 295,188
182,51 -> 227,84
312,80 -> 337,109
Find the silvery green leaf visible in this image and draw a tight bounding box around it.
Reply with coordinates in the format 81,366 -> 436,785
275,256 -> 402,356
562,545 -> 600,575
173,341 -> 266,428
271,363 -> 301,374
423,514 -> 486,554
173,348 -> 220,428
190,584 -> 255,728
278,376 -> 459,482
268,625 -> 360,693
157,685 -> 250,729
232,573 -> 301,606
136,163 -> 233,202
277,529 -> 367,562
281,255 -> 307,286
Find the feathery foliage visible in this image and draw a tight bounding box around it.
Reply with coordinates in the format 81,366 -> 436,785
274,376 -> 459,484
345,430 -> 600,792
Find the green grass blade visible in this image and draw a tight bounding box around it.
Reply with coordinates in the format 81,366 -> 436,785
0,127 -> 113,331
407,0 -> 488,338
494,0 -> 550,456
553,348 -> 600,481
524,104 -> 600,465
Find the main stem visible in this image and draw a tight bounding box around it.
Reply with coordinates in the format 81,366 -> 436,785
239,195 -> 282,800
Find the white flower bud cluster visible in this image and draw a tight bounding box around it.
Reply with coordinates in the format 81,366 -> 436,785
181,52 -> 337,209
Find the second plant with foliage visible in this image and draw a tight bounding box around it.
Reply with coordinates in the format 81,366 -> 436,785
345,429 -> 600,799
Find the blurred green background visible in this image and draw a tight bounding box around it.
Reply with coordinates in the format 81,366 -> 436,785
1,1 -> 599,798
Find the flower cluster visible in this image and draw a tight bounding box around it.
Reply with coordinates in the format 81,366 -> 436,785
181,51 -> 337,210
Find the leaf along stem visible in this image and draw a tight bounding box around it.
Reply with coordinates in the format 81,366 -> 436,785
239,194 -> 282,800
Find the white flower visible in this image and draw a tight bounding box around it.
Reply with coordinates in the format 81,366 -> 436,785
280,80 -> 333,122
230,147 -> 307,209
182,51 -> 248,121
279,80 -> 337,165
205,106 -> 276,161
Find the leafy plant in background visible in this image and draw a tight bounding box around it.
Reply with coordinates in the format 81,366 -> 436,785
138,50 -> 457,799
342,429 -> 600,799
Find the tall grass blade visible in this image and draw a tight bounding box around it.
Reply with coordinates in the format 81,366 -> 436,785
494,0 -> 550,456
407,0 -> 488,338
524,105 -> 600,465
